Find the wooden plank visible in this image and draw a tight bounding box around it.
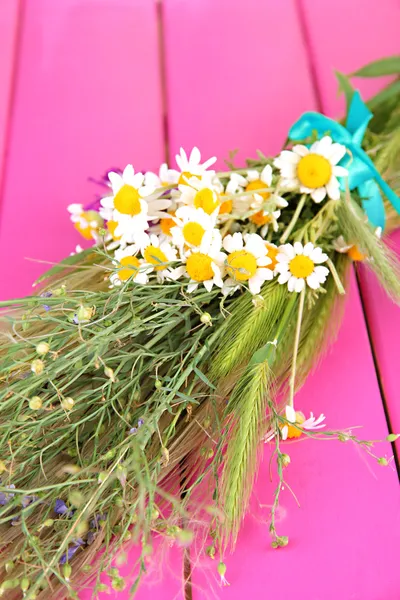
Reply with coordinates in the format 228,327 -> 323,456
163,0 -> 317,168
298,0 -> 400,117
299,0 -> 400,452
0,0 -> 20,193
191,276 -> 399,599
357,232 -> 400,455
0,0 -> 165,300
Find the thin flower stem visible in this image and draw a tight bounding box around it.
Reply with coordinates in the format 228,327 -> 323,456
288,287 -> 306,408
280,194 -> 307,244
327,258 -> 346,295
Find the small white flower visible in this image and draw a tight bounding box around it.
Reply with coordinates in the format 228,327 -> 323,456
100,165 -> 170,245
183,231 -> 226,293
141,234 -> 179,281
178,173 -> 220,215
175,147 -> 217,184
67,204 -> 103,240
111,245 -> 149,287
171,206 -> 217,250
274,136 -> 348,203
281,405 -> 326,440
222,232 -> 273,295
144,163 -> 180,188
275,241 -> 329,292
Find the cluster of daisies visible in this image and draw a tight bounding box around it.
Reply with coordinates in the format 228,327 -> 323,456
68,137 -> 351,295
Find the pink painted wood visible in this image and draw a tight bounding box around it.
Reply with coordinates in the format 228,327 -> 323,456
163,0 -> 316,166
357,234 -> 400,454
190,277 -> 400,600
299,0 -> 400,117
0,0 -> 165,300
0,0 -> 20,193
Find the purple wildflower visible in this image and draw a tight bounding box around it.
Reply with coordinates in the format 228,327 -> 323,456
54,499 -> 74,517
89,513 -> 107,529
137,418 -> 145,427
40,291 -> 52,312
59,538 -> 85,564
0,484 -> 15,506
129,418 -> 144,435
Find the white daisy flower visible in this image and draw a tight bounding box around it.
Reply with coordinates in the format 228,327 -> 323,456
281,405 -> 326,440
275,241 -> 329,292
222,232 -> 273,295
241,165 -> 288,233
140,234 -> 180,281
183,231 -> 226,293
178,173 -> 220,215
175,147 -> 217,185
100,165 -> 171,244
171,206 -> 217,250
67,204 -> 103,240
144,163 -> 180,188
274,136 -> 348,203
111,246 -> 149,287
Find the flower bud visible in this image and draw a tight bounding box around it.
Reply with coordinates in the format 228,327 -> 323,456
154,378 -> 162,389
200,312 -> 212,326
206,545 -> 216,559
29,396 -> 43,410
63,564 -> 72,582
280,453 -> 291,468
61,397 -> 75,411
76,305 -> 94,322
217,562 -> 227,576
31,359 -> 44,375
36,342 -> 50,356
386,433 -> 399,442
4,561 -> 14,573
20,578 -> 30,592
377,457 -> 388,466
104,367 -> 116,382
111,577 -> 126,591
43,519 -> 54,528
68,490 -> 84,507
95,584 -> 110,593
76,520 -> 89,536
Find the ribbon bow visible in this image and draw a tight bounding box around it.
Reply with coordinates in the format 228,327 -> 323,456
288,91 -> 400,230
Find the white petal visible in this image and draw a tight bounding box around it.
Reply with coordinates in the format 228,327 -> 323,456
292,145 -> 308,157
294,278 -> 305,292
328,143 -> 347,165
310,187 -> 326,203
248,273 -> 263,295
332,165 -> 348,178
314,265 -> 329,279
203,279 -> 213,292
223,232 -> 243,253
246,169 -> 259,181
306,273 -> 321,289
260,164 -> 272,185
285,405 -> 296,422
303,242 -> 314,256
293,241 -> 303,255
281,426 -> 288,441
187,282 -> 198,293
278,272 -> 291,285
288,276 -> 297,292
325,178 -> 341,200
281,244 -> 295,259
123,164 -> 135,186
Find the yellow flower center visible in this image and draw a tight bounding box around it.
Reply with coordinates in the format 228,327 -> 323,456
281,411 -> 306,439
250,211 -> 272,226
194,188 -> 219,214
218,194 -> 233,215
74,211 -> 103,240
347,245 -> 366,262
186,253 -> 214,281
265,243 -> 279,270
107,220 -> 121,241
114,184 -> 142,215
289,255 -> 315,278
227,250 -> 257,281
118,256 -> 140,281
160,212 -> 176,236
143,245 -> 168,271
297,154 -> 332,189
178,171 -> 201,185
245,179 -> 271,200
182,222 -> 206,246
74,220 -> 92,240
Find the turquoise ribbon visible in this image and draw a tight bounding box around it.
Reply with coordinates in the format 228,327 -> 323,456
288,91 -> 400,230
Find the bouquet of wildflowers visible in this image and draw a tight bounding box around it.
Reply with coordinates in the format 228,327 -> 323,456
1,58 -> 400,599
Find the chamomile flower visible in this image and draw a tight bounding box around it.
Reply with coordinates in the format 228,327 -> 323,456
334,236 -> 366,261
217,173 -> 250,217
67,204 -> 103,240
264,242 -> 280,272
222,232 -> 273,295
281,405 -> 326,440
144,163 -> 180,188
175,147 -> 217,185
111,246 -> 149,287
275,242 -> 329,292
243,166 -> 288,233
171,206 -> 217,250
178,174 -> 220,215
100,165 -> 171,244
183,231 -> 226,293
141,234 -> 179,281
274,136 -> 348,203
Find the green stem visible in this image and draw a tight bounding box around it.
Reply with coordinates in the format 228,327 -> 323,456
327,258 -> 346,295
280,194 -> 307,244
288,287 -> 306,408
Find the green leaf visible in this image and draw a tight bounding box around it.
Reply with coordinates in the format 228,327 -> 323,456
34,248 -> 94,285
335,70 -> 355,111
351,56 -> 400,78
193,366 -> 216,390
367,79 -> 400,110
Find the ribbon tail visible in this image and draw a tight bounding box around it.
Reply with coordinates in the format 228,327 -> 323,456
358,180 -> 386,230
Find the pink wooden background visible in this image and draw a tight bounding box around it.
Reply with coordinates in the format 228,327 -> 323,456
0,1 -> 399,599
